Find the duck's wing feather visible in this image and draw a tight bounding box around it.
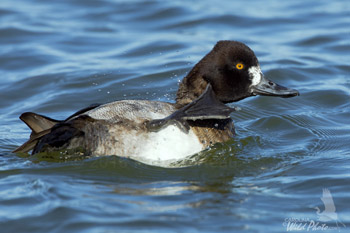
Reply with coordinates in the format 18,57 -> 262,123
65,103 -> 102,121
13,112 -> 61,153
19,112 -> 60,133
13,103 -> 102,154
12,129 -> 52,153
147,84 -> 236,133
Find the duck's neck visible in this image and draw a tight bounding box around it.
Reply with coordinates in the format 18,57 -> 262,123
175,67 -> 208,109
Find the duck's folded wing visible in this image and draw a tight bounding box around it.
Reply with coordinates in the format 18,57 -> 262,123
147,84 -> 236,133
12,129 -> 52,153
65,103 -> 101,121
13,103 -> 101,154
12,112 -> 61,153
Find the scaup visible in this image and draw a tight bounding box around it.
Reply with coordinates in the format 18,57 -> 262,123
13,41 -> 299,166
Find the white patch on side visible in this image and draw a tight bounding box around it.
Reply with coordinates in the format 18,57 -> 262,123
136,125 -> 204,165
105,124 -> 204,167
248,66 -> 262,86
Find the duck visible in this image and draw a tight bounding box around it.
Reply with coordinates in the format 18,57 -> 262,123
13,41 -> 299,166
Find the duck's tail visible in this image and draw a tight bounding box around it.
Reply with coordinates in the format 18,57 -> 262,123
13,112 -> 61,153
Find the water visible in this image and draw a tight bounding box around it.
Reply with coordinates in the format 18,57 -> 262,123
1,0 -> 349,232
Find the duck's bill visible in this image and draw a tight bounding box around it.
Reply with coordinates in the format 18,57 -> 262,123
249,70 -> 299,98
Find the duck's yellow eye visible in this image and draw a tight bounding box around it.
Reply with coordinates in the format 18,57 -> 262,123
236,63 -> 244,70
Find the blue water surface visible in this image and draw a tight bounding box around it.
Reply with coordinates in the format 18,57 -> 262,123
0,0 -> 349,232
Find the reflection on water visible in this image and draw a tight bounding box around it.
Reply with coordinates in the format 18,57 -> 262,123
0,0 -> 350,232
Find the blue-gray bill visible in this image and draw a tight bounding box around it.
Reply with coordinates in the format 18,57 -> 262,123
250,75 -> 300,98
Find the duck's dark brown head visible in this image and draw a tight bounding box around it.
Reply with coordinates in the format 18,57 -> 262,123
175,41 -> 299,108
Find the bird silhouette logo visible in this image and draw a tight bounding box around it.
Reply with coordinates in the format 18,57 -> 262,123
314,188 -> 346,228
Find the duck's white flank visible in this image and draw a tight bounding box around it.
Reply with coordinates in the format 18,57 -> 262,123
117,124 -> 203,166
83,100 -> 203,166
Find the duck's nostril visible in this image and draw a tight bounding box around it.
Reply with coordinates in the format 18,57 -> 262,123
268,81 -> 274,86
